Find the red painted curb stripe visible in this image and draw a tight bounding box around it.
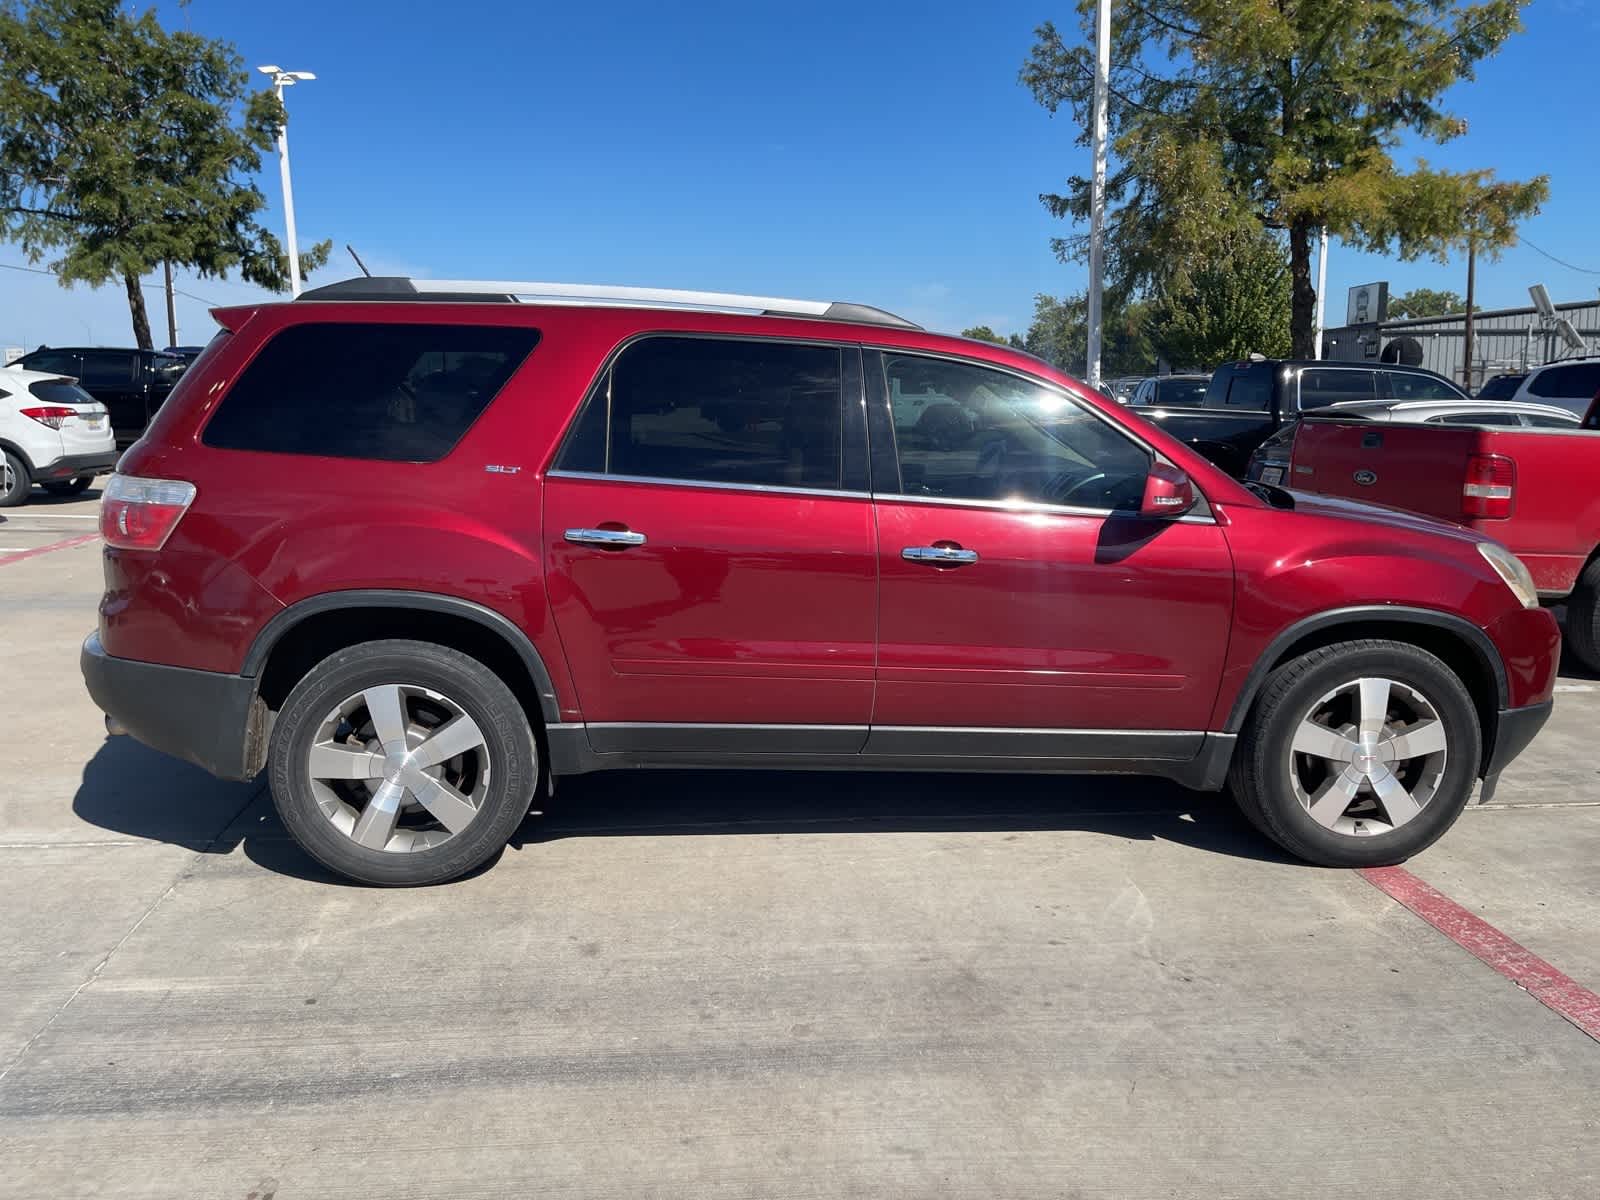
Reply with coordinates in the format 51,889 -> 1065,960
1361,865 -> 1600,1042
0,532 -> 99,567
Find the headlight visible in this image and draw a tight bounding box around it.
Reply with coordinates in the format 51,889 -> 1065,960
1477,542 -> 1539,610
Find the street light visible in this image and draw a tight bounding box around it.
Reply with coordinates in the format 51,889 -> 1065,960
257,65 -> 316,298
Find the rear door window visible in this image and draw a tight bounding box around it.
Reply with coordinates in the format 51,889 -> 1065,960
203,322 -> 539,461
19,349 -> 81,377
556,336 -> 845,490
79,351 -> 139,388
1227,366 -> 1272,410
1384,371 -> 1464,401
1156,378 -> 1208,407
1529,363 -> 1600,400
1299,368 -> 1376,409
1423,411 -> 1519,426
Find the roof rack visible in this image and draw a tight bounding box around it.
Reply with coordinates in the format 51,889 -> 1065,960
295,276 -> 922,330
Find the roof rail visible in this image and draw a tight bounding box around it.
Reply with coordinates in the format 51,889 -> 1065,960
295,276 -> 922,330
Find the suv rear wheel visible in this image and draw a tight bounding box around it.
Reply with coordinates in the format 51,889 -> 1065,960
0,450 -> 31,507
1228,640 -> 1481,867
268,639 -> 539,886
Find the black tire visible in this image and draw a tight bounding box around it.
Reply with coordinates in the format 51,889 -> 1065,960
43,475 -> 94,497
268,639 -> 539,886
1228,640 -> 1482,868
0,450 -> 31,507
1565,557 -> 1600,675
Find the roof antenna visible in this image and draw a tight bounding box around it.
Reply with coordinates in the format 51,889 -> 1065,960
346,244 -> 372,278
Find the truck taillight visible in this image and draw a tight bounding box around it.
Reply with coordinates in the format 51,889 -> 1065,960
100,474 -> 196,551
20,406 -> 77,430
1462,453 -> 1514,520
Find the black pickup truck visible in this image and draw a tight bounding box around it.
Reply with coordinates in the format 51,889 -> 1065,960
11,345 -> 189,448
1135,358 -> 1469,477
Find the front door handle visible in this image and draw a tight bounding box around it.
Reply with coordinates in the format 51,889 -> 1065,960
565,528 -> 647,548
902,545 -> 979,565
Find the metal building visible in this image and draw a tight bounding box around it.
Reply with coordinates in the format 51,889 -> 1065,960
1322,289 -> 1600,392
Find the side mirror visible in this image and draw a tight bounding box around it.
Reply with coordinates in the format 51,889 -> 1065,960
1139,462 -> 1196,518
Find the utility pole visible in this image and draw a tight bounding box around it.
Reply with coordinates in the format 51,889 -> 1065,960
1313,229 -> 1329,359
1085,0 -> 1111,389
1462,235 -> 1477,392
163,260 -> 178,348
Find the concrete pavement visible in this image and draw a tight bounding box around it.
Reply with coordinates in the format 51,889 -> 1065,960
2,492 -> 1597,1198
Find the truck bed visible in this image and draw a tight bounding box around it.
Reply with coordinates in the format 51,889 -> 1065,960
1289,418 -> 1600,597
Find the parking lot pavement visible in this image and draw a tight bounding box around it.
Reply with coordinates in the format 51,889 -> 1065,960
2,509 -> 1598,1198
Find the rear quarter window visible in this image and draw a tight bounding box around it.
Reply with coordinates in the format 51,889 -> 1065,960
202,322 -> 539,462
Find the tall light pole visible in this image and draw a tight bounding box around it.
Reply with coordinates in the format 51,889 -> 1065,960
257,65 -> 316,297
1085,0 -> 1111,389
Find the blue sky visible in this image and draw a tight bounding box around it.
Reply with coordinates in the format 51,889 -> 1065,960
3,0 -> 1598,351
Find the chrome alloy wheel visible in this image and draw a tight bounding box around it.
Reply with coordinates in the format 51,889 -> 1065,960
307,684 -> 491,853
1287,676 -> 1449,837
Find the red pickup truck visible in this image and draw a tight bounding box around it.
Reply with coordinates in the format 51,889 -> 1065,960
1288,417 -> 1600,669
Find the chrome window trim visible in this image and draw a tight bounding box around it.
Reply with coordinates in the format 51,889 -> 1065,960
546,472 -> 1216,522
548,468 -> 871,502
874,491 -> 1217,525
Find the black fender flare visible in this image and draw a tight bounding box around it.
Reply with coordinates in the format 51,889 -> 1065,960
242,589 -> 563,724
1223,604 -> 1509,733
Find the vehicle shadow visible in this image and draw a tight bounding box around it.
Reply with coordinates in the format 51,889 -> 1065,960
71,737 -> 1294,884
521,769 -> 1293,866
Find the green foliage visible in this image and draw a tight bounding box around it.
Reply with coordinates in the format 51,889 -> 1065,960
1021,0 -> 1547,356
1022,291 -> 1154,378
1388,287 -> 1465,319
1149,232 -> 1292,368
961,325 -> 1012,346
0,0 -> 331,346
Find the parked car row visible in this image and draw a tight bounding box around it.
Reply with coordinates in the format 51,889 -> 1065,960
11,344 -> 188,448
0,365 -> 119,507
80,276 -> 1558,886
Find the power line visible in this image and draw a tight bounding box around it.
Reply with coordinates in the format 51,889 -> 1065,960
0,260 -> 226,305
1515,235 -> 1600,278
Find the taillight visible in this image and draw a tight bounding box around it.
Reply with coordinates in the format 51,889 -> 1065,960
100,474 -> 196,551
1462,453 -> 1515,520
20,406 -> 78,429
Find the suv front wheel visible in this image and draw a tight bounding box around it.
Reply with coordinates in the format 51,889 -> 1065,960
1228,640 -> 1481,867
268,639 -> 540,886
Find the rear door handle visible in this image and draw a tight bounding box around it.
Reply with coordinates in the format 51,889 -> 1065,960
902,545 -> 979,565
565,528 -> 647,548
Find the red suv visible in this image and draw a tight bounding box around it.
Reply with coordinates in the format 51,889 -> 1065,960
81,278 -> 1560,885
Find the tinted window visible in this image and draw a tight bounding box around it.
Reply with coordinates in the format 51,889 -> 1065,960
1220,365 -> 1271,410
1423,411 -> 1519,426
1384,371 -> 1463,401
1529,363 -> 1600,399
27,379 -> 97,406
1299,368 -> 1376,409
557,336 -> 844,490
204,323 -> 538,461
1524,412 -> 1579,428
79,351 -> 138,388
1476,374 -> 1524,400
20,350 -> 80,377
1156,378 -> 1208,407
883,354 -> 1150,510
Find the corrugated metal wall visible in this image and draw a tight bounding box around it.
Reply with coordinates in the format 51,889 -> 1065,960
1323,299 -> 1600,391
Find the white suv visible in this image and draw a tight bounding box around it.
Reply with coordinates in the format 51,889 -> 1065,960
1508,357 -> 1600,416
0,366 -> 119,507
